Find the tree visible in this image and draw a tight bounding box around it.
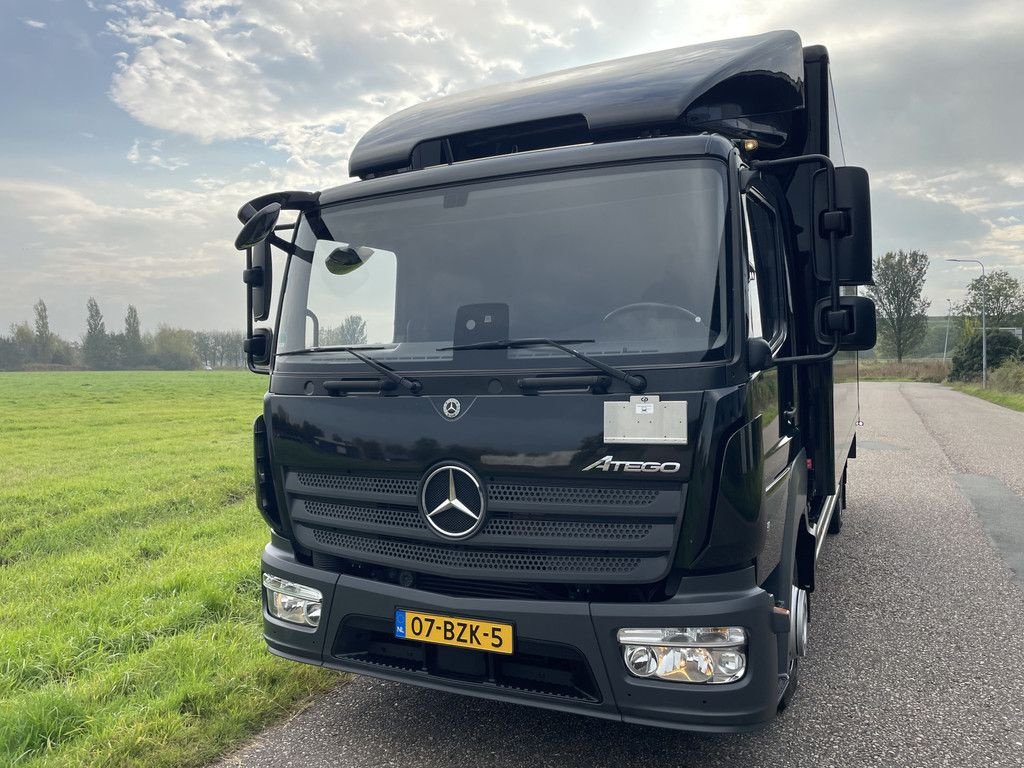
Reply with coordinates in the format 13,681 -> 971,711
83,297 -> 111,369
33,299 -> 53,363
867,250 -> 931,362
151,325 -> 198,369
321,315 -> 368,346
956,270 -> 1024,331
123,305 -> 145,367
0,335 -> 26,370
1,323 -> 33,370
950,329 -> 1023,381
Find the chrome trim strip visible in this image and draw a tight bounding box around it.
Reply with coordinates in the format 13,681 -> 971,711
810,492 -> 840,560
765,461 -> 793,496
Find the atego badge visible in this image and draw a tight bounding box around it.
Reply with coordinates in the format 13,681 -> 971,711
582,455 -> 681,473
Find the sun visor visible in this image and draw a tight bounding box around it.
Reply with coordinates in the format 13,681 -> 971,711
348,30 -> 805,178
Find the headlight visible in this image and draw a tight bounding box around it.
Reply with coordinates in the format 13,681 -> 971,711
617,626 -> 747,684
263,573 -> 323,627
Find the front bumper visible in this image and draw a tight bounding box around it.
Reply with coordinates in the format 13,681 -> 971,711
262,538 -> 783,732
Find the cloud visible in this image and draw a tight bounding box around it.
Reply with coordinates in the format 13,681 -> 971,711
0,174 -> 268,336
4,0 -> 1023,336
22,18 -> 47,29
126,138 -> 189,170
103,0 -> 644,189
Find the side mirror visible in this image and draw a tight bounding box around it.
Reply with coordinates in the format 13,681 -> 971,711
244,240 -> 273,322
812,166 -> 873,285
234,203 -> 281,250
244,328 -> 273,368
814,295 -> 876,351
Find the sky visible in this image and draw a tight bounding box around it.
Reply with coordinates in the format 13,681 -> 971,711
2,0 -> 1023,338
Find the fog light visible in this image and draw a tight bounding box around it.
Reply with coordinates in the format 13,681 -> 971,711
617,627 -> 747,684
263,573 -> 322,627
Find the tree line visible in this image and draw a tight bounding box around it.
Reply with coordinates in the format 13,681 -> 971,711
868,250 -> 1024,374
0,298 -> 247,371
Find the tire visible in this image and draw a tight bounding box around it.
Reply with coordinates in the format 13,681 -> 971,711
778,658 -> 800,712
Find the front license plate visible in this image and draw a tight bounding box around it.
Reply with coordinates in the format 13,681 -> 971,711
395,609 -> 513,655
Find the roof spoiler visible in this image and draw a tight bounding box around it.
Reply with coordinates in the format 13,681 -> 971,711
348,30 -> 805,179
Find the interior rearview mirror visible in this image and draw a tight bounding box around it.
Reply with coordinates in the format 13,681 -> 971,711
316,240 -> 375,276
814,295 -> 876,351
812,166 -> 873,285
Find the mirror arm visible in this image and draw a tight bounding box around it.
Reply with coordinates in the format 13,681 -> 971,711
267,233 -> 296,255
237,190 -> 318,223
771,335 -> 840,365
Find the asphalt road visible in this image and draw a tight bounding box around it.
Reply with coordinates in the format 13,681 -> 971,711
214,382 -> 1024,768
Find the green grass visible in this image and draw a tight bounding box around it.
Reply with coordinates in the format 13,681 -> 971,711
0,372 -> 337,767
952,384 -> 1024,413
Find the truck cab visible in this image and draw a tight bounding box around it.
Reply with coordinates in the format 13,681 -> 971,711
237,29 -> 876,731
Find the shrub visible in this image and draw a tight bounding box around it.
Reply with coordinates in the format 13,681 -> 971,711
949,330 -> 1023,381
990,359 -> 1024,393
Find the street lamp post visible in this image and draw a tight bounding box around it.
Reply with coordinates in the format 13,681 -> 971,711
943,298 -> 952,363
947,258 -> 987,387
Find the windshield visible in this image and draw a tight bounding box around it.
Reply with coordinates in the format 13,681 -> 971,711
278,159 -> 730,369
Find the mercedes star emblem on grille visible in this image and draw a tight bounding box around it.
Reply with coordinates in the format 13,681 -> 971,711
442,398 -> 461,419
420,464 -> 485,539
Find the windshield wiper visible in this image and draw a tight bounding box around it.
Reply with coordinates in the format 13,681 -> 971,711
277,345 -> 422,394
439,338 -> 646,393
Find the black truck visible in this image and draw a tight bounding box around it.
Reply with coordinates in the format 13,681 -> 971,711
234,29 -> 876,732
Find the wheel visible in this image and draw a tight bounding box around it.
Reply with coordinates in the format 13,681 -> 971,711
778,580 -> 809,712
602,302 -> 703,324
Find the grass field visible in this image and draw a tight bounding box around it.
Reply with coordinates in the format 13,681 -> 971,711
0,372 -> 337,767
952,384 -> 1024,413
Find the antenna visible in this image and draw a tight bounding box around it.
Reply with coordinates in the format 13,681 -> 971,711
828,67 -> 848,166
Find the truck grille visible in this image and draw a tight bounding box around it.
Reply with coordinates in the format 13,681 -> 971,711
286,470 -> 684,585
304,499 -> 655,540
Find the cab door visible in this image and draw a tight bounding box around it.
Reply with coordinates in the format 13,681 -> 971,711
744,190 -> 799,575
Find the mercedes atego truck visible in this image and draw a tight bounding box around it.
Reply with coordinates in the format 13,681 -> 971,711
234,29 -> 876,731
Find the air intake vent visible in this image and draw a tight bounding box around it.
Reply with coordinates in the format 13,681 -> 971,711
305,500 -> 427,530
294,473 -> 418,496
310,528 -> 643,575
488,483 -> 659,506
